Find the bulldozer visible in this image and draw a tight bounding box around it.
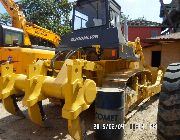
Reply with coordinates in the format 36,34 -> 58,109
0,0 -> 61,74
0,0 -> 164,140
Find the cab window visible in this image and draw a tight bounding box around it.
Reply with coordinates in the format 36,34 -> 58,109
109,2 -> 121,27
4,29 -> 23,46
110,8 -> 120,27
74,0 -> 106,30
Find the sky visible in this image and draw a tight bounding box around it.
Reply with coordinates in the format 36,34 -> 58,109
0,0 -> 172,23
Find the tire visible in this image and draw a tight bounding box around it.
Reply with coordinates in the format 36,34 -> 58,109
157,63 -> 180,140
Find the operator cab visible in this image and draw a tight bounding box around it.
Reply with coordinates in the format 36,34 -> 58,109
73,0 -> 120,30
0,25 -> 24,47
58,0 -> 138,61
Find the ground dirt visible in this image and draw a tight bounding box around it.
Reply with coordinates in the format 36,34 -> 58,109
0,95 -> 159,140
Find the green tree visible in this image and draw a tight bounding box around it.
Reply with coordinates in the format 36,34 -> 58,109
0,13 -> 11,25
19,0 -> 72,35
133,16 -> 147,21
121,13 -> 131,22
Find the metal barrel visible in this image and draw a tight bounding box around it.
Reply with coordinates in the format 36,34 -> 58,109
95,88 -> 124,140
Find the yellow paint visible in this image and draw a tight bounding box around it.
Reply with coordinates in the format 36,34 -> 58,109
0,47 -> 54,74
0,0 -> 60,47
0,59 -> 98,140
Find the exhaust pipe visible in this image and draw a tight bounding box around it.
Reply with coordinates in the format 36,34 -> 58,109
124,18 -> 128,41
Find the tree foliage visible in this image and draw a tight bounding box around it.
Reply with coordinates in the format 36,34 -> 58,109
133,16 -> 147,21
121,14 -> 131,22
0,13 -> 11,25
121,14 -> 147,23
19,0 -> 72,35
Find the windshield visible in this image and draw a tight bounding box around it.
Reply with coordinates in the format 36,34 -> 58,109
4,29 -> 23,46
74,0 -> 106,30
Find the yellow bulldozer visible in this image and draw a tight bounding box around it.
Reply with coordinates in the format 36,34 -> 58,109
0,0 -> 164,140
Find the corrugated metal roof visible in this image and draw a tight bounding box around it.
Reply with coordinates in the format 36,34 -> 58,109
141,32 -> 180,47
127,20 -> 162,27
122,19 -> 162,27
150,32 -> 180,40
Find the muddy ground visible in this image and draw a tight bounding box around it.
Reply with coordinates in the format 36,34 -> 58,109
0,95 -> 159,140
